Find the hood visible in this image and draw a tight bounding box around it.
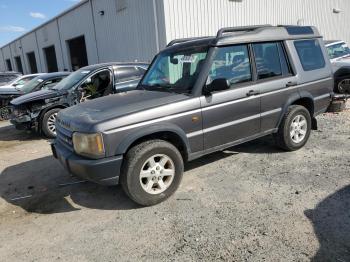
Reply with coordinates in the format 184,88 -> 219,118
11,89 -> 65,106
0,87 -> 22,96
58,90 -> 190,131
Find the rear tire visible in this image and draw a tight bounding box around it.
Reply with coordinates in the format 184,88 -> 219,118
274,105 -> 311,151
42,108 -> 61,138
120,139 -> 184,206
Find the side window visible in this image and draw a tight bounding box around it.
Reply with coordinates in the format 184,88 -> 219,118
253,42 -> 282,80
137,66 -> 147,75
116,67 -> 141,82
42,78 -> 63,89
208,44 -> 252,87
79,70 -> 113,100
294,40 -> 326,71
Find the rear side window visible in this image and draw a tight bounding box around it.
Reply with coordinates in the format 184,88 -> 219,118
294,40 -> 325,71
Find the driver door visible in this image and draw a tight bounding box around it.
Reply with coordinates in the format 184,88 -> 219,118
201,44 -> 261,150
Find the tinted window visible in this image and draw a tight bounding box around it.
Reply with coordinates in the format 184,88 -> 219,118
253,42 -> 282,80
117,67 -> 142,82
208,44 -> 252,88
137,67 -> 147,74
327,42 -> 350,59
278,43 -> 293,76
294,40 -> 325,71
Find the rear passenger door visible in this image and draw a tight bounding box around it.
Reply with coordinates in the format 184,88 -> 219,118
252,42 -> 298,132
201,44 -> 261,150
115,66 -> 144,92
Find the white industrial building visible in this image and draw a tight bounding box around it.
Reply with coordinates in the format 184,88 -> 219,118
1,0 -> 349,74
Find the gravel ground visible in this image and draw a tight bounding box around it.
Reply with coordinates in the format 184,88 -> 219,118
0,102 -> 349,262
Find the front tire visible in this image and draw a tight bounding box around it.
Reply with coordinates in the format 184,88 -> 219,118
42,108 -> 61,138
120,140 -> 184,206
274,105 -> 311,151
336,78 -> 350,94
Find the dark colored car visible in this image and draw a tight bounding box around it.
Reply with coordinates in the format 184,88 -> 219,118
10,62 -> 148,138
0,72 -> 68,120
52,25 -> 333,206
0,72 -> 22,86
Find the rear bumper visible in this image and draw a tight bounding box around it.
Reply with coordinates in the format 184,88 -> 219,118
51,142 -> 122,186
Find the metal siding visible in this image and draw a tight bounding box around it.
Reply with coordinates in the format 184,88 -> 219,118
57,1 -> 98,70
0,50 -> 4,71
1,46 -> 12,71
91,0 -> 160,63
36,20 -> 65,72
21,32 -> 42,73
163,0 -> 350,45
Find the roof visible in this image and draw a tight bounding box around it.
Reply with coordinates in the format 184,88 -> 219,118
166,25 -> 322,51
36,72 -> 71,80
80,62 -> 149,71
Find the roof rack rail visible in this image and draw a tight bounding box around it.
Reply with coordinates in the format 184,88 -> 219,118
167,36 -> 211,47
216,25 -> 272,38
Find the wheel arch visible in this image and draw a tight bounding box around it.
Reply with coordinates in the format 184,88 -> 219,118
334,67 -> 350,81
277,92 -> 316,129
38,104 -> 69,132
115,124 -> 191,162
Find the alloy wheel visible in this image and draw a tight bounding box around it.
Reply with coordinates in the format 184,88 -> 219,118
139,154 -> 175,195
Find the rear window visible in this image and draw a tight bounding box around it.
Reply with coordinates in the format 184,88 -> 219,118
294,40 -> 325,71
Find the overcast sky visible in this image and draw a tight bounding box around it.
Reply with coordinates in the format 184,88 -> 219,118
0,0 -> 81,47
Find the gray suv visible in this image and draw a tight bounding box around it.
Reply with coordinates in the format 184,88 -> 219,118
52,25 -> 333,206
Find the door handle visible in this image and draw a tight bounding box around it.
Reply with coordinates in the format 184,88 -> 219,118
246,90 -> 260,97
286,81 -> 297,87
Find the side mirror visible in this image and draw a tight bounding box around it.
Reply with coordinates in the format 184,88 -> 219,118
203,78 -> 230,95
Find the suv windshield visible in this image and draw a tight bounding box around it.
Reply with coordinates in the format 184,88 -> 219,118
327,42 -> 350,59
52,70 -> 90,91
21,77 -> 45,94
140,46 -> 208,94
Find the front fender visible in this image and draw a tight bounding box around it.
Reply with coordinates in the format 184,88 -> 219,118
114,123 -> 191,157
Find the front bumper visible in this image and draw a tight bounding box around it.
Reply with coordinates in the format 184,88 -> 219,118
10,115 -> 34,130
51,142 -> 122,186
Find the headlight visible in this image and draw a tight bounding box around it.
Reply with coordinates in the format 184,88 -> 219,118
72,132 -> 105,159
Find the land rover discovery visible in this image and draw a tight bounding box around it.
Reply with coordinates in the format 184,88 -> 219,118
52,25 -> 333,206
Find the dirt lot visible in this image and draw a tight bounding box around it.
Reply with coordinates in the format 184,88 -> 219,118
0,102 -> 349,262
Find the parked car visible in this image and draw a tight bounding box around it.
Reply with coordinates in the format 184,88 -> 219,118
0,73 -> 42,90
0,72 -> 22,86
1,72 -> 69,120
52,25 -> 333,206
325,40 -> 350,93
10,62 -> 148,138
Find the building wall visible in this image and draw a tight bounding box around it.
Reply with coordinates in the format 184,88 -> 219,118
57,1 -> 99,70
36,20 -> 65,72
2,46 -> 13,71
91,0 -> 164,63
162,0 -> 350,45
2,0 -> 350,73
0,50 -> 5,71
20,32 -> 42,73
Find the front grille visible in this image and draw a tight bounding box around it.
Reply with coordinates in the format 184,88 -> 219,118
56,121 -> 74,152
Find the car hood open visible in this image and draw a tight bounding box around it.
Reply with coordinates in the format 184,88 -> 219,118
11,89 -> 65,106
58,90 -> 190,132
